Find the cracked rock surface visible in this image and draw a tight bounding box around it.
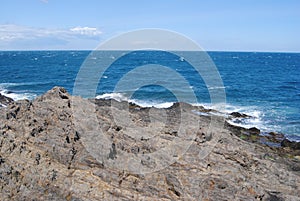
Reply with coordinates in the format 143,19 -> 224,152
0,87 -> 299,200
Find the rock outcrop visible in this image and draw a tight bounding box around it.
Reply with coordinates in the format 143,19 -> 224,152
0,93 -> 14,107
0,87 -> 299,200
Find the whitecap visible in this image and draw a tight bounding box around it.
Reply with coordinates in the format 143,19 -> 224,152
207,86 -> 226,90
96,93 -> 129,102
0,83 -> 37,101
132,100 -> 174,108
0,90 -> 37,101
95,92 -> 174,108
193,102 -> 272,131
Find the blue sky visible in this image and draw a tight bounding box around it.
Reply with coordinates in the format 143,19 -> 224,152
0,0 -> 299,51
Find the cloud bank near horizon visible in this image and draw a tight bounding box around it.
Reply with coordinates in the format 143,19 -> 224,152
0,24 -> 103,50
0,23 -> 299,52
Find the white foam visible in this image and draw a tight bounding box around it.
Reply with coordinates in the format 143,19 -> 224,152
94,94 -> 283,134
95,92 -> 174,108
1,90 -> 36,101
133,100 -> 174,109
225,104 -> 275,132
0,81 -> 53,88
193,102 -> 270,131
207,86 -> 226,90
96,93 -> 129,102
0,83 -> 19,88
0,83 -> 37,101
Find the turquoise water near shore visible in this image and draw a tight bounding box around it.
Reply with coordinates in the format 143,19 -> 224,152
0,51 -> 299,141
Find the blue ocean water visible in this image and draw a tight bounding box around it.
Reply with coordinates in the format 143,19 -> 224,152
0,51 -> 299,141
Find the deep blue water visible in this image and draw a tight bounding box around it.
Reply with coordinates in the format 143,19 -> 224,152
0,51 -> 299,141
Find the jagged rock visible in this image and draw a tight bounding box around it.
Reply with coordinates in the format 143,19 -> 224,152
0,87 -> 299,200
0,93 -> 14,107
248,127 -> 260,135
230,111 -> 251,118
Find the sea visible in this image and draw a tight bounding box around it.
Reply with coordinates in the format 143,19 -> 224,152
0,51 -> 299,141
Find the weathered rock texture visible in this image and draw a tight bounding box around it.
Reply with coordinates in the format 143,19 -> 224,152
0,87 -> 299,200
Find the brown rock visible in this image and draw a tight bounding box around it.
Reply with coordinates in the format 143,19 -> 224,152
0,87 -> 299,200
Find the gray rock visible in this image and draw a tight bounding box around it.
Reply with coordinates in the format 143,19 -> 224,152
0,87 -> 299,200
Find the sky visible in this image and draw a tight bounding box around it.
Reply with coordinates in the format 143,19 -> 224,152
0,0 -> 299,52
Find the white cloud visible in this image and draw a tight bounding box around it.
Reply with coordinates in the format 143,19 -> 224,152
0,24 -> 103,50
0,24 -> 32,41
70,26 -> 102,36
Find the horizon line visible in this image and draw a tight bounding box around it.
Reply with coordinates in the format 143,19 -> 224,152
0,49 -> 299,54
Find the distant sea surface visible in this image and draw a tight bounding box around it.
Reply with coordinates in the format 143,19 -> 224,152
0,51 -> 299,141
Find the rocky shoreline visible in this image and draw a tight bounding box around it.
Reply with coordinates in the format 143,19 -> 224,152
0,87 -> 299,200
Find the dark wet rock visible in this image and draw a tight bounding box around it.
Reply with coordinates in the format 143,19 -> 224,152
261,132 -> 285,145
281,139 -> 300,150
224,119 -> 298,153
230,111 -> 251,118
269,132 -> 284,137
225,122 -> 260,136
266,192 -> 284,201
0,93 -> 14,107
0,87 -> 299,200
248,127 -> 260,135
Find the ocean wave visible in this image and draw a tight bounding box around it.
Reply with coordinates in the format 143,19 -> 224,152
0,83 -> 37,101
227,117 -> 266,130
96,94 -> 268,130
95,92 -> 174,108
96,93 -> 129,102
207,86 -> 226,90
0,89 -> 37,101
133,100 -> 174,109
223,104 -> 269,130
194,102 -> 275,132
95,94 -> 292,137
0,81 -> 53,88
